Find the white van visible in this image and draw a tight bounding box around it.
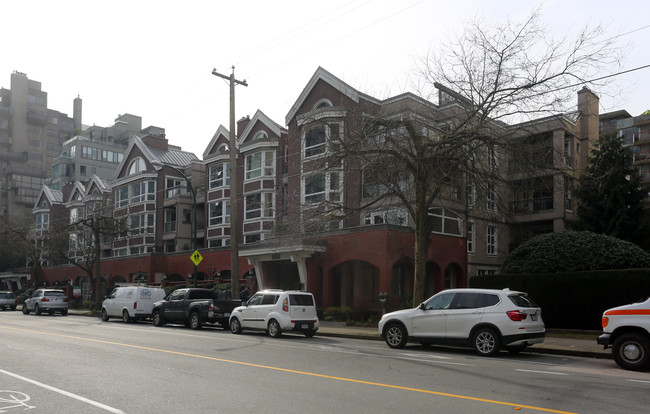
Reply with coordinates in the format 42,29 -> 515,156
101,286 -> 166,323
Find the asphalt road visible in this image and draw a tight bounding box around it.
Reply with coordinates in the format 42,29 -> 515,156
1,312 -> 649,414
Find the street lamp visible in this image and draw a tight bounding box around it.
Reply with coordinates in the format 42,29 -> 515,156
152,161 -> 198,287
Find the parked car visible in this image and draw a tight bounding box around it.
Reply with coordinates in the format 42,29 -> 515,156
101,286 -> 166,323
378,288 -> 545,356
22,289 -> 69,316
0,291 -> 17,311
229,289 -> 319,338
152,288 -> 241,329
597,296 -> 650,371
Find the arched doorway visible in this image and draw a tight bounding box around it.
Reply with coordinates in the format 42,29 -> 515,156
330,260 -> 379,311
390,260 -> 413,305
444,263 -> 464,289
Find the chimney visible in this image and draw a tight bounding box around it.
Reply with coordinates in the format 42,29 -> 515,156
73,95 -> 82,132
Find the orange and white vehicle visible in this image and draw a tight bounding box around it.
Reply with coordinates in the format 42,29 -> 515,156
598,297 -> 650,371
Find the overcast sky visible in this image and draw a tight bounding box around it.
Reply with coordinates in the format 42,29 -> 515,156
3,0 -> 649,157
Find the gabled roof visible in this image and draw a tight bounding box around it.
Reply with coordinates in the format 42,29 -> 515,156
202,125 -> 230,159
285,67 -> 378,125
67,181 -> 87,203
33,185 -> 62,210
239,110 -> 286,144
115,135 -> 199,179
85,174 -> 111,194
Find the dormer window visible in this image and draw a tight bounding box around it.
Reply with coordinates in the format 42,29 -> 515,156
314,99 -> 332,110
217,144 -> 229,154
253,131 -> 268,140
42,201 -> 49,208
128,157 -> 146,175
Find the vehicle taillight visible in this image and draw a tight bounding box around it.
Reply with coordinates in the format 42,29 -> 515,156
40,297 -> 50,302
133,301 -> 137,309
506,310 -> 527,321
602,317 -> 609,328
63,298 -> 69,302
209,303 -> 214,311
282,298 -> 288,312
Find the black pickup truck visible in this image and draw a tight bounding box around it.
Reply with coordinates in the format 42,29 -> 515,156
151,288 -> 241,330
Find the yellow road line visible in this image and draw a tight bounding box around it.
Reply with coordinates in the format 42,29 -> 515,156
1,325 -> 578,414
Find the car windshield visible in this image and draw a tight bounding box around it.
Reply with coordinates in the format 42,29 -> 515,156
289,294 -> 314,306
0,292 -> 15,299
44,291 -> 66,297
508,293 -> 538,308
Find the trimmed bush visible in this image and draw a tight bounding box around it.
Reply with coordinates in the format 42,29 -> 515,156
501,231 -> 650,274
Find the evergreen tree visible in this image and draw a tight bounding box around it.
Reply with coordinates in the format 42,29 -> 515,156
575,133 -> 649,246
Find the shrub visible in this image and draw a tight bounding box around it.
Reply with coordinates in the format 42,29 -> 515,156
501,231 -> 650,274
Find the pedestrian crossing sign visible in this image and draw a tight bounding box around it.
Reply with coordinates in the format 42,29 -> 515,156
190,250 -> 203,266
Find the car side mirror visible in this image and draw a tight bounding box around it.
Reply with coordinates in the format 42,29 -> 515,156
419,302 -> 426,310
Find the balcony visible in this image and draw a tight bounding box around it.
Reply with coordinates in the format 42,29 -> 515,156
509,197 -> 554,214
164,221 -> 177,233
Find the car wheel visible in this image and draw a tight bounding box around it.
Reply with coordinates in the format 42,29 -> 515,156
304,329 -> 316,338
473,327 -> 501,356
35,304 -> 41,315
152,310 -> 164,327
613,333 -> 650,371
101,308 -> 109,321
384,323 -> 408,349
189,311 -> 202,330
22,305 -> 30,315
230,317 -> 242,334
122,310 -> 132,323
61,309 -> 68,316
268,319 -> 282,338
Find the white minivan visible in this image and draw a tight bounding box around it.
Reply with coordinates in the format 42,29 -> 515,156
101,286 -> 166,323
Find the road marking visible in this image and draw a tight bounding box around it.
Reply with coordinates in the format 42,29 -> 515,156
0,369 -> 124,413
626,379 -> 650,384
516,369 -> 569,376
1,325 -> 577,414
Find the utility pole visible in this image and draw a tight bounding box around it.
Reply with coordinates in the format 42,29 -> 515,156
211,66 -> 247,299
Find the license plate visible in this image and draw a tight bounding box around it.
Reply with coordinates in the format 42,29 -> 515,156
224,313 -> 230,317
531,314 -> 538,321
301,324 -> 309,329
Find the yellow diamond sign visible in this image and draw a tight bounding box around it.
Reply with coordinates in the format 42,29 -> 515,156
190,250 -> 203,266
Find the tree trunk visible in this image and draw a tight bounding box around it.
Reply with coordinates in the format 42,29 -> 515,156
412,176 -> 432,307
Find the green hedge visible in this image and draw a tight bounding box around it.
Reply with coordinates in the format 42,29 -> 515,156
469,269 -> 650,329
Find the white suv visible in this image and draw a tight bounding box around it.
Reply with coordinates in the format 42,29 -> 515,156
378,288 -> 545,356
229,290 -> 319,338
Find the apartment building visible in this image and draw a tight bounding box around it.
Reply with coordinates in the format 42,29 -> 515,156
0,71 -> 79,225
46,113 -> 144,191
30,67 -> 602,312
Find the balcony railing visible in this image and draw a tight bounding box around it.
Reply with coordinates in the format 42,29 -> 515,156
164,221 -> 177,233
509,197 -> 554,214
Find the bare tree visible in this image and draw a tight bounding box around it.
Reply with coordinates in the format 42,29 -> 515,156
314,9 -> 624,306
49,204 -> 127,306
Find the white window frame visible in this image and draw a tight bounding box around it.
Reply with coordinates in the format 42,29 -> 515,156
130,212 -> 155,235
487,183 -> 498,212
245,150 -> 274,180
128,157 -> 146,175
36,212 -> 49,230
115,187 -> 129,208
245,192 -> 274,220
209,162 -> 230,189
302,123 -> 341,159
303,171 -> 342,205
467,220 -> 475,253
487,224 -> 498,256
364,208 -> 408,226
131,181 -> 155,204
429,207 -> 463,236
209,200 -> 231,226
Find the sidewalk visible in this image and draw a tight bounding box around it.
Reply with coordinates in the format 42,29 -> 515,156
65,308 -> 610,359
